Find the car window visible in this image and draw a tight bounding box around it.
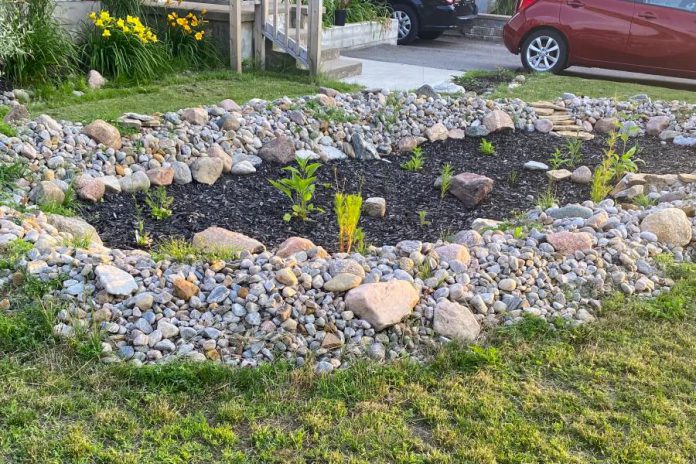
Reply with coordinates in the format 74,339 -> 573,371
644,0 -> 696,12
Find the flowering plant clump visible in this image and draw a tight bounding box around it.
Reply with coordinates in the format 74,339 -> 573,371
164,9 -> 222,68
82,10 -> 169,82
89,10 -> 158,43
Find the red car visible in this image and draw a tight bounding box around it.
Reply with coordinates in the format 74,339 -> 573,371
503,0 -> 696,78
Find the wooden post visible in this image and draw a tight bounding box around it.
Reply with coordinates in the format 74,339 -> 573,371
307,0 -> 322,77
294,0 -> 301,52
229,0 -> 242,73
254,0 -> 267,68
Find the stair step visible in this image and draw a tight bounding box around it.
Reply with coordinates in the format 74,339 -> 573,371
321,57 -> 362,79
553,130 -> 595,141
321,47 -> 341,61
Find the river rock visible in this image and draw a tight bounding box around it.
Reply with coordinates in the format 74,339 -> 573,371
640,208 -> 692,247
345,280 -> 419,331
433,300 -> 480,343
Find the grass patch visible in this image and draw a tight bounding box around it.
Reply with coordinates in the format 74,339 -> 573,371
2,251 -> 696,461
0,106 -> 18,137
29,69 -> 359,123
152,236 -> 239,264
491,71 -> 696,103
38,184 -> 78,217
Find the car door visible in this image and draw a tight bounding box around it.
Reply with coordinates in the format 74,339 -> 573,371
626,0 -> 696,76
559,0 -> 636,64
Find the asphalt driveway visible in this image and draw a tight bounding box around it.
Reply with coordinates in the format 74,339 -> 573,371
342,35 -> 696,91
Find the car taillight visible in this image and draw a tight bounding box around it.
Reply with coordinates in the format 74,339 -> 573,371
517,0 -> 539,12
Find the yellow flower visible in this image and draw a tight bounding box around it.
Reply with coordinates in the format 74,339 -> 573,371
102,29 -> 111,38
184,25 -> 191,33
89,11 -> 97,20
99,10 -> 110,21
194,31 -> 204,41
117,18 -> 125,28
95,19 -> 104,27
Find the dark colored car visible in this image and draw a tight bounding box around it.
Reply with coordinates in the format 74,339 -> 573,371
390,0 -> 478,44
503,0 -> 696,78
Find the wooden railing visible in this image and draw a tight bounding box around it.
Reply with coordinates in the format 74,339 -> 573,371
228,0 -> 322,76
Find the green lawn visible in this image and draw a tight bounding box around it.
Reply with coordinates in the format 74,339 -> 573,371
28,70 -> 359,123
2,246 -> 696,462
491,71 -> 696,103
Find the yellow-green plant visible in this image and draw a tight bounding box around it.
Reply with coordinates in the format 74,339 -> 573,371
401,147 -> 425,172
439,163 -> 454,200
269,157 -> 323,222
145,186 -> 174,220
590,156 -> 615,203
590,128 -> 643,203
335,193 -> 363,253
479,138 -> 495,156
353,228 -> 368,255
418,210 -> 430,226
165,9 -> 222,68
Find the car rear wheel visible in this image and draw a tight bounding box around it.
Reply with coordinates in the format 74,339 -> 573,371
521,30 -> 567,74
392,5 -> 419,45
418,31 -> 442,40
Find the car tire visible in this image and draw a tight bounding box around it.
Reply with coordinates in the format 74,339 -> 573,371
418,31 -> 442,40
520,29 -> 567,74
392,5 -> 419,45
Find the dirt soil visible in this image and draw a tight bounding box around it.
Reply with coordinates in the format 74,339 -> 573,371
82,131 -> 695,252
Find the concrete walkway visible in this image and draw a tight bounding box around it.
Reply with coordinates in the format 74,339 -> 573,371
342,58 -> 463,91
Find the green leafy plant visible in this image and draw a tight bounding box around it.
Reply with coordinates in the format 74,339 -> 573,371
353,228 -> 368,255
401,147 -> 425,172
491,0 -> 517,15
0,239 -> 33,270
269,157 -> 323,222
164,9 -> 222,70
590,156 -> 615,203
536,188 -> 558,210
507,170 -> 519,187
417,210 -> 430,226
417,259 -> 433,280
153,236 -> 239,264
565,138 -> 583,168
633,194 -> 656,208
63,234 -> 91,249
81,9 -> 170,83
485,213 -> 542,240
145,186 -> 174,220
322,0 -> 391,28
132,198 -> 152,247
479,138 -> 495,156
548,148 -> 568,170
40,184 -> 77,217
0,161 -> 27,192
590,128 -> 643,203
0,0 -> 78,87
335,193 -> 363,253
439,163 -> 454,200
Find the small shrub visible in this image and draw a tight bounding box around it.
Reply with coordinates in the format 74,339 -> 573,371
439,163 -> 454,200
353,228 -> 368,255
590,128 -> 642,203
633,194 -> 655,208
417,210 -> 430,226
145,186 -> 174,220
153,236 -> 239,263
479,138 -> 495,156
565,138 -> 583,168
401,147 -> 425,172
334,192 -> 362,253
536,188 -> 558,210
165,10 -> 222,69
269,157 -> 323,222
81,10 -> 170,82
548,148 -> 568,170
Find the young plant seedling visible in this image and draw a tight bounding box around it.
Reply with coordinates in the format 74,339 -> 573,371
565,138 -> 583,168
439,163 -> 454,200
536,187 -> 558,210
548,148 -> 569,170
417,210 -> 430,226
401,146 -> 425,172
145,186 -> 174,220
479,138 -> 495,156
269,157 -> 324,222
335,192 -> 363,253
507,170 -> 519,187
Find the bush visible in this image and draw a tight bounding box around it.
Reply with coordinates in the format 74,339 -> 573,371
323,0 -> 391,28
491,0 -> 517,15
0,0 -> 78,87
165,10 -> 222,69
81,10 -> 170,83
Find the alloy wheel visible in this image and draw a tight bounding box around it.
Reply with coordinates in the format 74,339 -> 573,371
525,36 -> 560,72
392,10 -> 411,40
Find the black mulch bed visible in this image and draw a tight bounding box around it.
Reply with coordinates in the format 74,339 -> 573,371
82,131 -> 696,252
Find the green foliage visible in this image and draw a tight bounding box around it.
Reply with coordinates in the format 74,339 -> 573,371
507,169 -> 519,187
39,184 -> 77,217
145,186 -> 174,220
439,163 -> 454,200
163,10 -> 223,70
548,138 -> 583,170
100,0 -> 143,18
304,100 -> 357,124
401,147 -> 425,172
0,161 -> 27,192
633,193 -> 655,208
80,12 -> 171,83
0,107 -> 17,137
0,0 -> 79,87
548,148 -> 568,170
479,138 -> 495,156
269,157 -> 323,222
487,212 -> 542,239
0,298 -> 61,353
63,234 -> 92,250
417,210 -> 430,226
322,0 -> 391,28
153,236 -> 239,264
536,187 -> 558,210
417,259 -> 433,280
453,68 -> 516,94
0,239 -> 33,270
334,192 -> 363,253
353,227 -> 368,255
590,128 -> 642,203
491,0 -> 517,15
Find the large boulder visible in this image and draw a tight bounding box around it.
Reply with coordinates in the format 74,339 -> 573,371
82,119 -> 122,149
182,107 -> 209,125
640,208 -> 692,247
258,136 -> 296,164
171,161 -> 192,184
433,300 -> 480,343
87,70 -> 107,89
191,157 -> 224,185
74,175 -> 105,203
47,214 -> 102,245
146,167 -> 174,186
546,231 -> 593,255
594,117 -> 619,134
449,173 -> 494,208
434,244 -> 470,265
119,171 -> 150,193
276,236 -> 317,258
424,123 -> 448,142
192,227 -> 265,254
29,181 -> 65,206
483,109 -> 514,133
345,280 -> 419,330
646,115 -> 670,136
95,265 -> 137,296
208,144 -> 233,173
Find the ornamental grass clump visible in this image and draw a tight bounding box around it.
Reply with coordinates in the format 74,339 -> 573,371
335,193 -> 363,253
82,10 -> 170,82
166,10 -> 222,69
